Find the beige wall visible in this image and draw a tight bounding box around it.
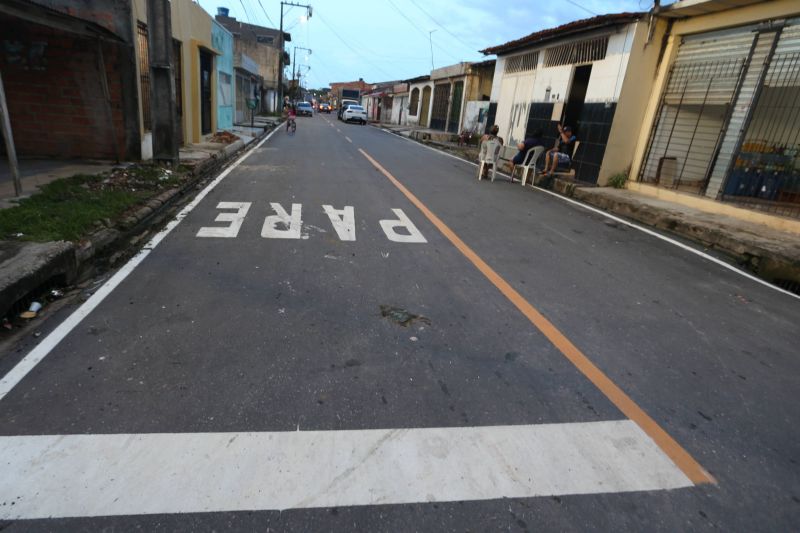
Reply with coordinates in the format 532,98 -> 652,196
133,0 -> 217,146
235,38 -> 280,86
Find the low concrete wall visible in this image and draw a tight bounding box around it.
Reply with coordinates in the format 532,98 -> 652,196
628,183 -> 800,235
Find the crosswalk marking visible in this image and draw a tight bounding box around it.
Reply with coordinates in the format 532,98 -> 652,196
0,420 -> 691,519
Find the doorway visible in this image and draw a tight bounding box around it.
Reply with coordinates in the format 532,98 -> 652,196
447,81 -> 464,133
200,50 -> 213,135
563,64 -> 592,127
419,86 -> 431,127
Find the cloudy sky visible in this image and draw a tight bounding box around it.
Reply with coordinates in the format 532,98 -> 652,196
197,0 -> 662,88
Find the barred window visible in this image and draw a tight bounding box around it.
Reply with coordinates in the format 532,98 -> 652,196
544,36 -> 609,67
504,51 -> 539,74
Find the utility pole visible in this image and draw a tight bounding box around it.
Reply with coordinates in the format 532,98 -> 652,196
292,46 -> 311,100
147,0 -> 178,164
278,1 -> 312,108
0,71 -> 21,196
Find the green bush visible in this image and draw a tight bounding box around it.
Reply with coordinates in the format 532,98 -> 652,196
608,172 -> 628,189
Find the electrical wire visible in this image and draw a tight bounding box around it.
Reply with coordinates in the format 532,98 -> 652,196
314,10 -> 398,80
565,0 -> 598,16
238,0 -> 252,23
256,0 -> 276,27
407,0 -> 481,52
385,0 -> 462,63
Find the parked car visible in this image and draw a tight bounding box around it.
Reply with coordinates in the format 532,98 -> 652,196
296,102 -> 313,116
337,99 -> 360,120
342,105 -> 367,125
318,102 -> 331,113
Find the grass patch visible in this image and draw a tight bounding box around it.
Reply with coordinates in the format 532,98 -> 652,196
0,166 -> 186,242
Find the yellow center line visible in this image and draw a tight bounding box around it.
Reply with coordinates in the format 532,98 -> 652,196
359,148 -> 714,486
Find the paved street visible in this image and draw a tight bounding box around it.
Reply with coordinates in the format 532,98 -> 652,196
1,115 -> 799,531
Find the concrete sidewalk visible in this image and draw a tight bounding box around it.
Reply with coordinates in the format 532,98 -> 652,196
0,122 -> 278,209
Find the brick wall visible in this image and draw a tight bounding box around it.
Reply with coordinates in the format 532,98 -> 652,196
1,17 -> 128,160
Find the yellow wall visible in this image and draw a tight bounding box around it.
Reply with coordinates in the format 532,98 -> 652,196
133,0 -> 218,145
597,19 -> 669,185
629,182 -> 800,234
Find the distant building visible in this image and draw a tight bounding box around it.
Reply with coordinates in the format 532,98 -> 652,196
215,9 -> 289,118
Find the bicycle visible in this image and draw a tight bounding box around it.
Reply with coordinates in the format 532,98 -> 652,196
287,118 -> 296,135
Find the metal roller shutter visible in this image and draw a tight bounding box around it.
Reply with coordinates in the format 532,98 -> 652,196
720,20 -> 800,216
640,28 -> 755,191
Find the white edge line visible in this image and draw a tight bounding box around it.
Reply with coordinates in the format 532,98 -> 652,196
375,127 -> 799,301
0,124 -> 285,401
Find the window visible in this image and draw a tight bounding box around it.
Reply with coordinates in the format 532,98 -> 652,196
409,87 -> 419,116
544,36 -> 608,67
257,35 -> 274,44
504,51 -> 539,74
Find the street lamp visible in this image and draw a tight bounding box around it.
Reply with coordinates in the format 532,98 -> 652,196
278,2 -> 312,109
429,29 -> 436,71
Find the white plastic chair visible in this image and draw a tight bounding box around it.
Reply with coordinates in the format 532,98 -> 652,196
478,140 -> 502,182
516,145 -> 545,187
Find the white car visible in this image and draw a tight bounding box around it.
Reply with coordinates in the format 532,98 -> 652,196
342,105 -> 367,125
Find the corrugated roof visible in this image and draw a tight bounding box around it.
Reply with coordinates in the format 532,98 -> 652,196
480,12 -> 642,55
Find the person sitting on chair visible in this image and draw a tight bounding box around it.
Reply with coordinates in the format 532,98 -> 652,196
544,124 -> 576,177
479,125 -> 504,178
510,130 -> 545,179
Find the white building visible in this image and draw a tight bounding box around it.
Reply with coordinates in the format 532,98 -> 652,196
482,13 -> 646,184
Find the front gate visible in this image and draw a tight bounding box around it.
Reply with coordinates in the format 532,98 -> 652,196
430,83 -> 450,131
447,81 -> 463,133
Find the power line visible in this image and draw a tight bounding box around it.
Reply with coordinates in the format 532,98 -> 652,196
238,0 -> 252,23
314,10 -> 397,80
385,0 -> 461,63
256,0 -> 276,27
407,0 -> 481,52
565,0 -> 598,16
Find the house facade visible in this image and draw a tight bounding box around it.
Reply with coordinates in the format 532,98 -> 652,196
630,0 -> 800,219
389,82 -> 409,125
212,20 -> 234,131
215,9 -> 287,118
405,75 -> 433,128
133,0 -> 223,154
426,61 -> 495,135
482,13 -> 650,184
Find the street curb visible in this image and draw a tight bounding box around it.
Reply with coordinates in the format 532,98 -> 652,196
571,187 -> 800,288
0,125 -> 275,320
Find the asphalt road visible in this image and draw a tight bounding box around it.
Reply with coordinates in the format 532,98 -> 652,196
0,114 -> 799,531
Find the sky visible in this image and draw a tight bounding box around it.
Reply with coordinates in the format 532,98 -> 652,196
197,0 -> 660,89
